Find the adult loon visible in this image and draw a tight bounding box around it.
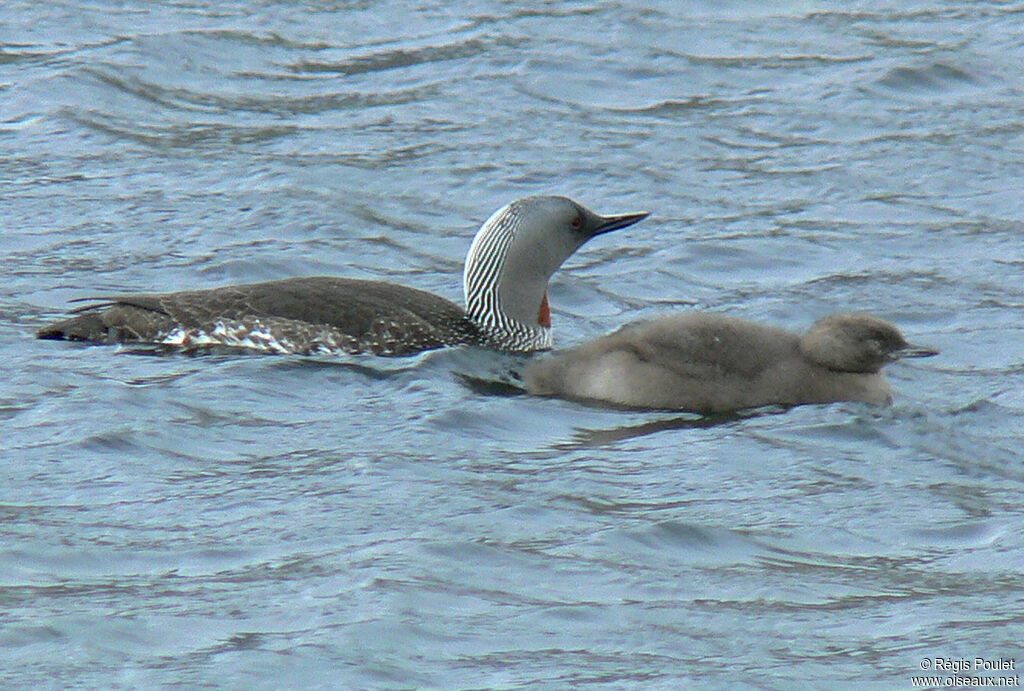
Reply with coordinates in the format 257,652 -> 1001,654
523,313 -> 937,412
36,196 -> 649,356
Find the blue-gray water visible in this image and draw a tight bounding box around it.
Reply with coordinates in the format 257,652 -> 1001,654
3,2 -> 1023,689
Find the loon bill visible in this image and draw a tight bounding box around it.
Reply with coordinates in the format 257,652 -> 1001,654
36,196 -> 649,356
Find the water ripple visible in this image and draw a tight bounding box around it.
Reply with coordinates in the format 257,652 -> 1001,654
288,36 -> 520,76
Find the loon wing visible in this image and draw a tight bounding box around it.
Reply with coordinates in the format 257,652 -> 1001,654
36,276 -> 481,356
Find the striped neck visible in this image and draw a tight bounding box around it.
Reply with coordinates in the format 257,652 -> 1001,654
463,201 -> 552,352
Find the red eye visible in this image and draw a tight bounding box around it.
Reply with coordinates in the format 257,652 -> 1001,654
571,216 -> 582,228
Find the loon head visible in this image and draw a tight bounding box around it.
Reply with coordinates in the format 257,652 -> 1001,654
799,313 -> 938,373
463,195 -> 649,352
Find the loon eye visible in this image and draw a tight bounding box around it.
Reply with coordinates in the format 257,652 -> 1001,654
571,216 -> 583,229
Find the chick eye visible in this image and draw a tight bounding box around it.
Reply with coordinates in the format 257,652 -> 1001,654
571,216 -> 582,228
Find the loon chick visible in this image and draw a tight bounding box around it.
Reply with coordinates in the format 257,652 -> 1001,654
36,196 -> 648,356
523,313 -> 937,412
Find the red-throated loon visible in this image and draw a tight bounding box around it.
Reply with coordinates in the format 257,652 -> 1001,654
523,313 -> 937,412
36,196 -> 649,356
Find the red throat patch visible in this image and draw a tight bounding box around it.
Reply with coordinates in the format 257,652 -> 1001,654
537,292 -> 551,328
